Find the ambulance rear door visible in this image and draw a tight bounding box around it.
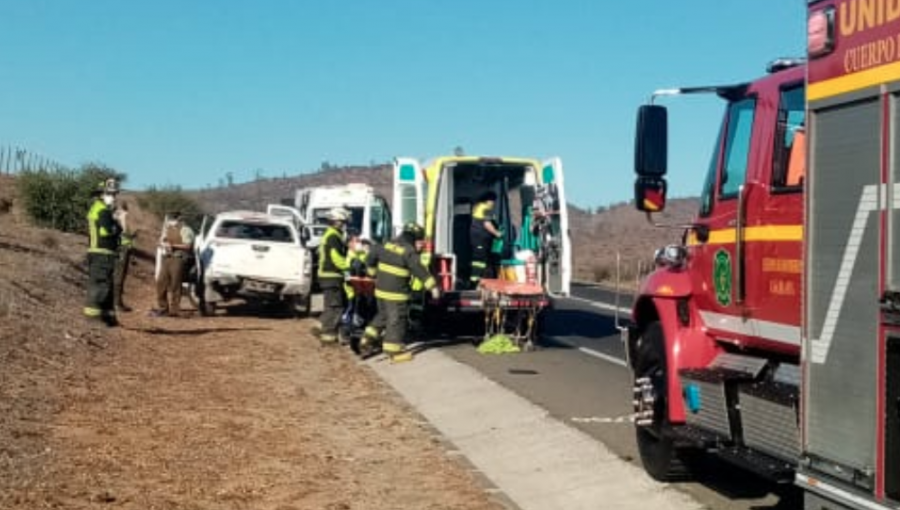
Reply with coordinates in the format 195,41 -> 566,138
541,157 -> 571,296
392,157 -> 424,236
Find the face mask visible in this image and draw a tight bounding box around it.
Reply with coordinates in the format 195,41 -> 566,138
102,195 -> 115,206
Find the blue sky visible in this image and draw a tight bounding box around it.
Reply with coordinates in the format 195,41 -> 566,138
0,1 -> 806,208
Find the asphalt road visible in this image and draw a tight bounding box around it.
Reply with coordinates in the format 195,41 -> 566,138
439,282 -> 802,510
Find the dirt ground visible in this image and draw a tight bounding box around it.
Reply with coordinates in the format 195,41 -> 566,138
0,181 -> 508,510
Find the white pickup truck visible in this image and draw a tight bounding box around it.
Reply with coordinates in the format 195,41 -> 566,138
192,210 -> 313,316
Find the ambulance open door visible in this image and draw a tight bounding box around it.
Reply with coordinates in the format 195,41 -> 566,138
392,157 -> 424,237
541,157 -> 572,297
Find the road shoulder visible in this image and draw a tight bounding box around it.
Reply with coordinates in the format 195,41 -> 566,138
369,349 -> 703,510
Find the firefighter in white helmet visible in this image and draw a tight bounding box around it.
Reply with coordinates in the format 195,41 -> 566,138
316,207 -> 351,344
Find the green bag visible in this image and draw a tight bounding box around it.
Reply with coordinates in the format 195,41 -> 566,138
477,334 -> 521,354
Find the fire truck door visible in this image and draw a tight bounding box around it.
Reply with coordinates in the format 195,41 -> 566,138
691,97 -> 757,334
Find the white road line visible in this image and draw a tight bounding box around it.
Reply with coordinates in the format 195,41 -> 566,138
567,294 -> 632,315
576,346 -> 628,367
558,295 -> 631,367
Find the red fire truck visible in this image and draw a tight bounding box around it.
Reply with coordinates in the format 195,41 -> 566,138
628,1 -> 900,508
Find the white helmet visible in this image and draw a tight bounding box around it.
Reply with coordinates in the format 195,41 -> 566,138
325,207 -> 349,222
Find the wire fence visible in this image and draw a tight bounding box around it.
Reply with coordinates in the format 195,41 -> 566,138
0,145 -> 71,175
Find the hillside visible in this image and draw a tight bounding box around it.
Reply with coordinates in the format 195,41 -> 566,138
191,165 -> 699,283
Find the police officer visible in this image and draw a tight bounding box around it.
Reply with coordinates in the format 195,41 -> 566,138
361,222 -> 440,362
317,207 -> 351,344
152,211 -> 195,318
84,178 -> 122,327
469,191 -> 503,288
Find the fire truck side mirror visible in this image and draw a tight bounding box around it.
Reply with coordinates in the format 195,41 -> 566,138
635,104 -> 668,177
635,176 -> 667,213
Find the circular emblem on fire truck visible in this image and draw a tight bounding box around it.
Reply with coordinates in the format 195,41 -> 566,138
713,249 -> 732,307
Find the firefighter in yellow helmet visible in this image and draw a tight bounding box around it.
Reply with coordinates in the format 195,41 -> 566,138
361,222 -> 439,362
317,207 -> 351,345
84,178 -> 122,327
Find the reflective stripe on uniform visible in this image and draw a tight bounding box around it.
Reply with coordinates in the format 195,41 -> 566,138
471,261 -> 487,268
385,243 -> 406,256
375,288 -> 409,302
377,263 -> 410,278
383,342 -> 404,353
364,326 -> 380,338
88,247 -> 116,255
83,307 -> 102,317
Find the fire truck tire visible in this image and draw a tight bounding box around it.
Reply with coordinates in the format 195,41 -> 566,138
634,321 -> 697,482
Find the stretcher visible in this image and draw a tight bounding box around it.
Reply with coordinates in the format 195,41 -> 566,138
341,276 -> 378,356
478,278 -> 548,351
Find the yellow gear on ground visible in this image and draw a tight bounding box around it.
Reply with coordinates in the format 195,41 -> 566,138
390,352 -> 414,363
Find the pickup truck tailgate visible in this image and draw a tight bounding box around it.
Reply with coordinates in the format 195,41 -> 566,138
208,240 -> 305,280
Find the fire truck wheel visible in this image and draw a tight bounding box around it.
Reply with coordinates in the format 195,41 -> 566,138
634,321 -> 696,481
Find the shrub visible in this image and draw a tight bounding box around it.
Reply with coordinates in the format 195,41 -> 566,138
137,185 -> 205,229
592,264 -> 612,282
16,164 -> 125,234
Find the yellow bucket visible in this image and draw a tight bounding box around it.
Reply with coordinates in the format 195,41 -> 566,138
500,260 -> 524,282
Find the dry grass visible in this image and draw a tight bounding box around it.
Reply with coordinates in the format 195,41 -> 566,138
0,178 -> 508,510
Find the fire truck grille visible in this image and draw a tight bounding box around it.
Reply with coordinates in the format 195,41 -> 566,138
739,392 -> 800,462
680,377 -> 731,439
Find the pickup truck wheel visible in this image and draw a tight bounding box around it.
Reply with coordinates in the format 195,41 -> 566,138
182,282 -> 199,309
295,293 -> 312,318
634,321 -> 696,482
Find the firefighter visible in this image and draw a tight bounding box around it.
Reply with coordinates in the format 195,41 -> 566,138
151,211 -> 195,318
317,207 -> 351,345
113,200 -> 136,312
361,222 -> 440,363
469,191 -> 503,288
84,178 -> 122,327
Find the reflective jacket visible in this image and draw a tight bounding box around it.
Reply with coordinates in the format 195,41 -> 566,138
87,199 -> 120,255
318,226 -> 348,283
365,237 -> 435,302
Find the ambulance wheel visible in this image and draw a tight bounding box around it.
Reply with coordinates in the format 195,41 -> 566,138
634,321 -> 696,482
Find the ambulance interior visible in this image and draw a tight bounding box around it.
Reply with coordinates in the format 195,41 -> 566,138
432,161 -> 542,291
